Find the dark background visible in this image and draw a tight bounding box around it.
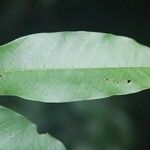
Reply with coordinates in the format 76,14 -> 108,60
0,0 -> 150,150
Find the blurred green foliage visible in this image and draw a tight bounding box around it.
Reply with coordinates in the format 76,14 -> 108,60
0,96 -> 134,150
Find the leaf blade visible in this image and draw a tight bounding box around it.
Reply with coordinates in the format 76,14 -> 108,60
0,105 -> 66,150
0,31 -> 150,102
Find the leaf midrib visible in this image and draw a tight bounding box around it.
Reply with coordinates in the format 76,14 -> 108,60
0,66 -> 150,74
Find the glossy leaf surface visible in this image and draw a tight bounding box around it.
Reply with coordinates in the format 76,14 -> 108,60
0,32 -> 150,102
0,105 -> 66,150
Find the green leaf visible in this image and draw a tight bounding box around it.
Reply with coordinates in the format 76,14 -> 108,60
0,31 -> 150,102
0,105 -> 66,150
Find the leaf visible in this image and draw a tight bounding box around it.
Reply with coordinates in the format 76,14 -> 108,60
0,105 -> 66,150
0,31 -> 150,102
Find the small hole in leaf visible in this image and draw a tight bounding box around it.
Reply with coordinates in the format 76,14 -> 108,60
37,126 -> 48,134
105,79 -> 109,81
127,80 -> 131,83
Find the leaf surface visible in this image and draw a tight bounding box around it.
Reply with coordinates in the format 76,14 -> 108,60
0,105 -> 66,150
0,31 -> 150,102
